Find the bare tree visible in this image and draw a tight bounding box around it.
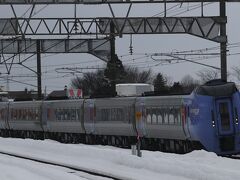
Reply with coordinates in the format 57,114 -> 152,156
123,66 -> 153,83
181,75 -> 200,93
71,66 -> 153,97
71,70 -> 110,97
232,66 -> 240,82
196,69 -> 220,83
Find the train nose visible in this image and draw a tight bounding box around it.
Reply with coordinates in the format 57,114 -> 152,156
214,98 -> 238,154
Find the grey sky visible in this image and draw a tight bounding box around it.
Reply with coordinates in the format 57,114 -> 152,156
0,2 -> 239,93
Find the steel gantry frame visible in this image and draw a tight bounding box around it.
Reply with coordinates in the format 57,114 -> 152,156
0,0 -> 232,98
0,16 -> 226,43
0,0 -> 238,4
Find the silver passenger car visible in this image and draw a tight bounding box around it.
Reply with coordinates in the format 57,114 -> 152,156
135,96 -> 186,140
0,102 -> 9,130
43,99 -> 85,133
84,97 -> 136,136
8,101 -> 43,132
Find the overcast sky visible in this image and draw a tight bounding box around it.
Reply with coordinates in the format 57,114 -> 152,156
0,2 -> 240,93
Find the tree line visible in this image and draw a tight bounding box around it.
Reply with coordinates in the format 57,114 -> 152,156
71,57 -> 240,97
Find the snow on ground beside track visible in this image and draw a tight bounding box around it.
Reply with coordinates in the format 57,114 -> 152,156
0,153 -> 103,180
0,137 -> 240,180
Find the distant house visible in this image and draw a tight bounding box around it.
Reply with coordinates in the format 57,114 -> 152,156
7,89 -> 38,101
0,87 -> 82,101
46,88 -> 83,100
0,88 -> 39,101
46,90 -> 68,100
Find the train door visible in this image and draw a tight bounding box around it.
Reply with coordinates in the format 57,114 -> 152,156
135,97 -> 146,137
89,101 -> 95,133
84,99 -> 95,134
0,102 -> 10,130
41,102 -> 49,132
182,105 -> 191,139
215,98 -> 234,135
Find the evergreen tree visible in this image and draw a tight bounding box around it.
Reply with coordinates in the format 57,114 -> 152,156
170,82 -> 184,94
104,54 -> 125,96
153,73 -> 168,92
104,54 -> 125,83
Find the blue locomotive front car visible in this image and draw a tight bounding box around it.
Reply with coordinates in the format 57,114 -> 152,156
184,80 -> 240,155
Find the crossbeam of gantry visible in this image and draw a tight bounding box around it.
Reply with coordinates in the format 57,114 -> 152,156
0,0 -> 239,4
0,16 -> 226,43
0,38 -> 111,62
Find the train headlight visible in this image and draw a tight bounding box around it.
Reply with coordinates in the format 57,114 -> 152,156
234,108 -> 238,125
211,110 -> 215,128
212,121 -> 215,127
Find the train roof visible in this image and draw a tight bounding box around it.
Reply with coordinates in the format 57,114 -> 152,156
194,79 -> 238,97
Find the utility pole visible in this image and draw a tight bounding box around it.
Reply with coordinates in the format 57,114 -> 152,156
220,0 -> 227,81
110,21 -> 116,95
36,40 -> 42,100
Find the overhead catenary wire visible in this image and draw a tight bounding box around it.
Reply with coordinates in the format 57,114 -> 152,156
1,3 -> 239,90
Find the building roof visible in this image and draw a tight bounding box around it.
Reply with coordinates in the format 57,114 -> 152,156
46,90 -> 68,100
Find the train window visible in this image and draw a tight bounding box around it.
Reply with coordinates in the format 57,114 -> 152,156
77,109 -> 81,121
28,109 -> 32,120
36,109 -> 40,120
169,116 -> 174,124
127,107 -> 134,124
24,109 -> 27,120
101,109 -> 108,121
164,108 -> 169,124
100,108 -> 125,122
60,109 -> 64,120
70,109 -> 75,120
0,110 -> 2,120
11,109 -> 16,120
147,114 -> 151,124
146,108 -> 151,124
150,108 -> 154,124
167,107 -> 173,124
145,106 -> 181,125
63,109 -> 66,120
0,109 -> 6,120
47,108 -> 52,120
152,113 -> 157,124
0,109 -> 3,120
159,109 -> 164,124
22,109 -> 26,120
30,109 -> 34,120
58,109 -> 63,121
158,114 -> 163,124
67,109 -> 70,120
176,108 -> 181,125
55,109 -> 59,121
66,109 -> 71,120
17,109 -> 21,120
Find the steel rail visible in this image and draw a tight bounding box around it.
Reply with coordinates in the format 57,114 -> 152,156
0,150 -> 123,180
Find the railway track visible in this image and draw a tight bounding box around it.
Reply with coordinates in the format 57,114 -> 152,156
0,151 -> 122,180
225,155 -> 240,160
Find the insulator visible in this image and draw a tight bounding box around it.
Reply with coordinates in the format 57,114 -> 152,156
129,46 -> 133,55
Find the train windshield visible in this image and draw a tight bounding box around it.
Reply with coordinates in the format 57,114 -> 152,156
219,102 -> 231,131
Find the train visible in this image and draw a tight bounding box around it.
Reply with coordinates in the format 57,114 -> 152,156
0,79 -> 239,155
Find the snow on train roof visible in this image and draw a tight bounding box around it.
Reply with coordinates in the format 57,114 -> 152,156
116,83 -> 153,86
116,83 -> 154,96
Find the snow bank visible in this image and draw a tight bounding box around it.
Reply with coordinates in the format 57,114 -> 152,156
0,138 -> 240,180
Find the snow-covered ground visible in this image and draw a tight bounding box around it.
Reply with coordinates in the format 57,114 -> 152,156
0,137 -> 240,180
